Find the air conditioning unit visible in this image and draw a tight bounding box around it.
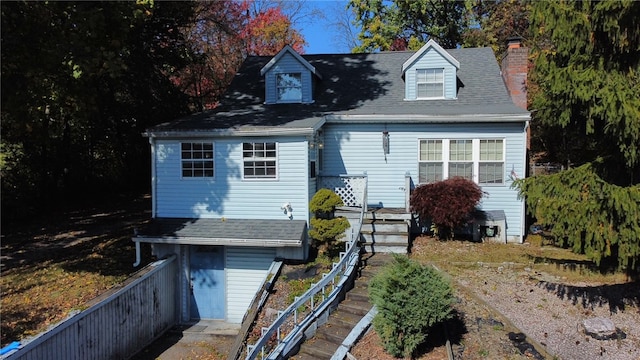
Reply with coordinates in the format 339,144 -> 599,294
472,210 -> 506,243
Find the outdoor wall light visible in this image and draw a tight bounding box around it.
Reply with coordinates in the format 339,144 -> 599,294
382,131 -> 390,155
281,202 -> 293,220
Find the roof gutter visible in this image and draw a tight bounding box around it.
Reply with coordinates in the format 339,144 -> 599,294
143,123 -> 324,139
324,114 -> 530,123
133,236 -> 302,247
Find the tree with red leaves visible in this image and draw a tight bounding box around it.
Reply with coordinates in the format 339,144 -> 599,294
172,0 -> 306,112
410,177 -> 484,240
244,6 -> 306,56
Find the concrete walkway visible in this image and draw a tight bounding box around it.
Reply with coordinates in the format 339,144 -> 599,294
131,320 -> 239,360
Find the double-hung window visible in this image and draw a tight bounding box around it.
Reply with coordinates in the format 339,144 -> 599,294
181,142 -> 214,178
416,68 -> 444,99
243,142 -> 277,179
276,73 -> 302,102
418,140 -> 443,183
449,140 -> 473,180
479,139 -> 504,184
418,139 -> 505,185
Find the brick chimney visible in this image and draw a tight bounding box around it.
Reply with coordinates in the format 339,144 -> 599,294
501,37 -> 528,110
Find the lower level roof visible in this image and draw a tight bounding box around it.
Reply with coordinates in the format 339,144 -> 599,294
133,218 -> 307,247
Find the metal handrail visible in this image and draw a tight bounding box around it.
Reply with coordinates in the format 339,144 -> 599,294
245,208 -> 365,360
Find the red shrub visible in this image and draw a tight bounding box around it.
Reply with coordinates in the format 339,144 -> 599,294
410,177 -> 484,239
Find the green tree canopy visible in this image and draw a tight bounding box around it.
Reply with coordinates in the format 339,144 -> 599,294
529,0 -> 640,184
1,1 -> 195,218
348,0 -> 468,51
463,0 -> 531,59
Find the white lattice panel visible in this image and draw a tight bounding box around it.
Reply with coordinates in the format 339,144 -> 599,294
318,176 -> 367,207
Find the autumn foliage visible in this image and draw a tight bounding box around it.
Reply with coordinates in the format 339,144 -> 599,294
171,0 -> 306,111
410,177 -> 484,239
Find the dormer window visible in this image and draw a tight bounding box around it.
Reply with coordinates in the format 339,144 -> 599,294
416,69 -> 444,99
277,73 -> 302,102
402,40 -> 460,101
260,45 -> 322,105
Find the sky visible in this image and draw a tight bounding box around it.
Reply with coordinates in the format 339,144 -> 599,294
298,0 -> 353,54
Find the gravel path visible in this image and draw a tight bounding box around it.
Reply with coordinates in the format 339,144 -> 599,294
458,264 -> 640,360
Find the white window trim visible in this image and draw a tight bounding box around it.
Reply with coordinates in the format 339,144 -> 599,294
276,72 -> 302,103
180,141 -> 215,179
418,139 -> 443,184
416,68 -> 445,100
417,138 -> 505,185
242,142 -> 279,181
478,139 -> 505,185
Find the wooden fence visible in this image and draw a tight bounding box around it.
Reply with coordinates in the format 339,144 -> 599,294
2,256 -> 178,360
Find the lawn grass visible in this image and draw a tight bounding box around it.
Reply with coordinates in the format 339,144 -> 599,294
411,234 -> 632,284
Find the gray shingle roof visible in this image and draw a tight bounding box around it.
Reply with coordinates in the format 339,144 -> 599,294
135,218 -> 307,246
146,47 -> 528,135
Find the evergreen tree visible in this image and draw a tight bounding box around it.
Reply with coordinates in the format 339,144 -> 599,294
529,0 -> 640,184
369,255 -> 455,358
518,0 -> 640,273
515,164 -> 640,272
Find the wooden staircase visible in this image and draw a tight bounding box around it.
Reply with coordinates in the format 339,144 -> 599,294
338,207 -> 413,254
289,253 -> 393,360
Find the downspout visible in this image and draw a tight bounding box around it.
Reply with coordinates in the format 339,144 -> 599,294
133,240 -> 142,267
521,119 -> 530,243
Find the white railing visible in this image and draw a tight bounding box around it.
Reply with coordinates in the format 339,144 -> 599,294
245,209 -> 365,360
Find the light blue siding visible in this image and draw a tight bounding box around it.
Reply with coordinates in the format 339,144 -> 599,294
226,247 -> 276,323
154,137 -> 310,222
264,52 -> 313,104
404,48 -> 457,100
322,122 -> 527,240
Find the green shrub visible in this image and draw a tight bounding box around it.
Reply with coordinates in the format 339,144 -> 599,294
410,177 -> 484,239
369,255 -> 455,358
308,188 -> 350,256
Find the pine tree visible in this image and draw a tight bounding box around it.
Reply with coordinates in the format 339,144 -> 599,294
529,0 -> 640,182
518,0 -> 640,273
516,164 -> 640,272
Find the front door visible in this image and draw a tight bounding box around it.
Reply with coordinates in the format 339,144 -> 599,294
190,246 -> 225,320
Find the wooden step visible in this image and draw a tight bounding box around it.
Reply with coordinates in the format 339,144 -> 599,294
325,311 -> 364,329
315,321 -> 353,343
298,337 -> 338,359
360,231 -> 409,243
338,299 -> 370,317
346,286 -> 369,302
361,220 -> 408,233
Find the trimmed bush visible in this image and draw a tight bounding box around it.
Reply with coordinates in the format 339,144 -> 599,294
308,188 -> 350,256
410,177 -> 484,239
369,255 -> 455,358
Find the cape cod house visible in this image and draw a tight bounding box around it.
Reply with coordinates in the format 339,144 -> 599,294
133,40 -> 530,324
